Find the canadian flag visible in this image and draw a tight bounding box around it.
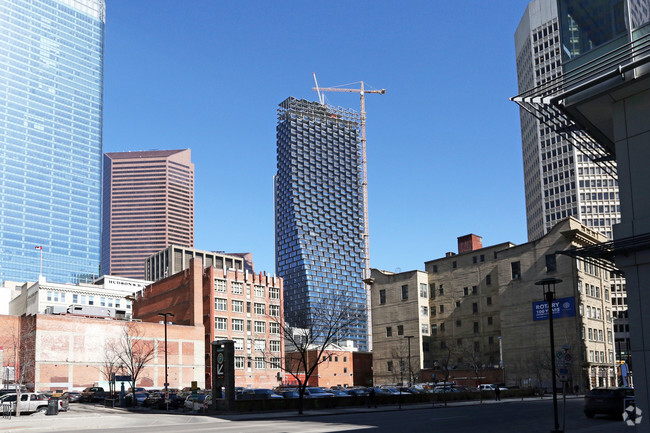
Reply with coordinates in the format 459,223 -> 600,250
35,246 -> 42,250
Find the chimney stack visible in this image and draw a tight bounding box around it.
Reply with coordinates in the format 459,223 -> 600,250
458,234 -> 483,254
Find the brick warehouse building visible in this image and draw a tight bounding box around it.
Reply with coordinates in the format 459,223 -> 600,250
0,314 -> 205,391
134,258 -> 284,389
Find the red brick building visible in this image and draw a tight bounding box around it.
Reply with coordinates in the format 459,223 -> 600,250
134,258 -> 284,389
0,314 -> 205,391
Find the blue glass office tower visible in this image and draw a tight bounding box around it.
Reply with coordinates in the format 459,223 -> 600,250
0,0 -> 105,284
275,97 -> 368,351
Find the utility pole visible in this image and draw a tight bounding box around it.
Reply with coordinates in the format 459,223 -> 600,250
312,80 -> 386,351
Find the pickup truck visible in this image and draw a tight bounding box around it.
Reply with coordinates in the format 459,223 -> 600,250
0,393 -> 50,413
81,386 -> 109,402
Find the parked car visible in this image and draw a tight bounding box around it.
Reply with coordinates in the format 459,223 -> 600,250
125,392 -> 149,406
433,386 -> 458,393
379,387 -> 402,395
276,389 -> 300,399
478,384 -> 508,391
303,387 -> 335,398
238,388 -> 283,400
51,394 -> 70,412
80,386 -> 109,402
366,387 -> 391,396
0,393 -> 50,414
65,392 -> 82,403
345,387 -> 369,397
184,393 -> 207,410
326,389 -> 351,397
584,387 -> 635,419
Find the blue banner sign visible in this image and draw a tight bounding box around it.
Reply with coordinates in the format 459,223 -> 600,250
533,297 -> 576,321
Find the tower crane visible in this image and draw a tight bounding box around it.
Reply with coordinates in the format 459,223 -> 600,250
312,80 -> 386,351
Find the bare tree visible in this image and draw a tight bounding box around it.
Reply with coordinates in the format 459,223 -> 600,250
112,322 -> 155,406
269,295 -> 360,414
460,341 -> 486,402
433,338 -> 454,407
101,339 -> 124,398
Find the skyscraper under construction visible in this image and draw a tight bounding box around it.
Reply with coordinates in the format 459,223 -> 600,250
275,97 -> 368,351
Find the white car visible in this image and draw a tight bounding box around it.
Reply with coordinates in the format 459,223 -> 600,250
478,384 -> 507,391
0,393 -> 50,414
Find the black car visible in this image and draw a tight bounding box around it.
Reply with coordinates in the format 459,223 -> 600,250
584,387 -> 635,418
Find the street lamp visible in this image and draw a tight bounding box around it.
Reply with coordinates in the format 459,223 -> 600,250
404,336 -> 414,386
158,312 -> 174,409
535,277 -> 563,433
498,336 -> 505,384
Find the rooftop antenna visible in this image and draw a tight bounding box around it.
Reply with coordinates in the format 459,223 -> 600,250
313,73 -> 324,105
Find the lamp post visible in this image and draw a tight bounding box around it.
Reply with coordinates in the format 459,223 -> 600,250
498,336 -> 505,384
404,336 -> 414,386
158,312 -> 174,410
535,277 -> 563,433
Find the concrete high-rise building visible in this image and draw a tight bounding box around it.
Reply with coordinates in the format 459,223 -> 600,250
515,0 -> 622,242
0,0 -> 106,284
102,149 -> 194,279
275,97 -> 368,351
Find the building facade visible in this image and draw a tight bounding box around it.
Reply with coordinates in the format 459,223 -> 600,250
0,0 -> 106,284
144,245 -> 249,282
7,275 -> 149,317
102,150 -> 195,279
515,0 -> 622,242
515,0 -> 629,379
425,219 -> 617,390
0,314 -> 205,392
134,258 -> 284,389
275,97 -> 368,351
369,269 -> 431,386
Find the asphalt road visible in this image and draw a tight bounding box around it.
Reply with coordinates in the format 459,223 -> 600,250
38,398 -> 631,433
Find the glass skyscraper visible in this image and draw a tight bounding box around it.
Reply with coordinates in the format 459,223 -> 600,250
0,0 -> 105,284
275,97 -> 368,351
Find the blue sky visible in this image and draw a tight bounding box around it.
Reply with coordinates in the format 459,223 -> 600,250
103,0 -> 532,275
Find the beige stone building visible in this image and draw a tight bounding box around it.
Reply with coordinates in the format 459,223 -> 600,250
424,218 -> 617,390
369,269 -> 430,385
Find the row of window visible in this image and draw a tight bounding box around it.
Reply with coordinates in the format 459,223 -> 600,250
45,291 -> 130,309
234,356 -> 281,369
589,350 -> 613,364
214,279 -> 280,299
213,298 -> 280,316
431,316 -> 494,334
214,318 -> 280,334
583,326 -> 613,343
229,338 -> 281,352
378,283 -> 428,304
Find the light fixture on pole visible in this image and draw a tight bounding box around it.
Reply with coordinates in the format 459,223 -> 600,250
535,277 -> 563,433
404,335 -> 414,386
498,336 -> 505,383
158,312 -> 174,410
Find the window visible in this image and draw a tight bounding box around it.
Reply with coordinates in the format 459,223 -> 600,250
232,300 -> 244,313
588,328 -> 593,339
473,256 -> 477,264
100,297 -> 105,307
254,321 -> 265,333
215,298 -> 227,311
439,285 -> 444,295
488,336 -> 494,345
215,317 -> 227,331
439,305 -> 444,313
480,254 -> 485,262
233,338 -> 244,350
440,323 -> 445,332
387,361 -> 393,372
605,289 -> 609,301
511,261 -> 521,279
421,306 -> 428,316
270,340 -> 281,352
472,303 -> 478,313
72,294 -> 78,303
486,274 -> 491,285
487,316 -> 493,325
234,357 -> 245,369
487,297 -> 492,305
452,261 -> 457,268
474,341 -> 480,352
232,319 -> 244,332
386,327 -> 392,337
47,291 -> 52,301
88,296 -> 94,306
254,285 -> 265,298
397,325 -> 404,335
433,265 -> 438,273
270,322 -> 280,334
215,279 -> 227,293
270,357 -> 282,369
419,283 -> 428,298
431,324 -> 437,334
456,338 -> 462,347
401,285 -> 408,300
246,302 -> 251,313
254,340 -> 266,351
455,301 -> 460,307
379,289 -> 386,305
231,282 -> 243,295
269,287 -> 280,300
421,324 -> 429,334
441,341 -> 447,349
456,319 -> 462,327
269,304 -> 280,317
473,322 -> 479,333
546,254 -> 557,272
255,357 -> 265,369
254,303 -> 265,315
472,286 -> 477,295
464,287 -> 469,296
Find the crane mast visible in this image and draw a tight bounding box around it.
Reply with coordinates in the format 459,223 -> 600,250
311,80 -> 386,351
